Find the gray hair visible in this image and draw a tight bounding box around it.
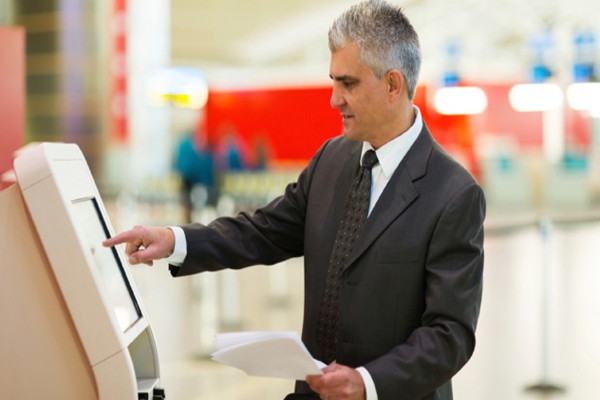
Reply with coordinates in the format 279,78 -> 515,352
328,0 -> 421,100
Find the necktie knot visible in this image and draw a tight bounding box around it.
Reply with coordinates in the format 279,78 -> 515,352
362,150 -> 379,170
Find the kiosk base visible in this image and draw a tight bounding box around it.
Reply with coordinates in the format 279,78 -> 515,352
0,184 -> 97,399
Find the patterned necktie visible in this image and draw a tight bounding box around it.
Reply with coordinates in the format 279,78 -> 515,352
317,149 -> 379,363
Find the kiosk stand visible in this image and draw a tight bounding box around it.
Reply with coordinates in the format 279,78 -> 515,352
1,143 -> 165,400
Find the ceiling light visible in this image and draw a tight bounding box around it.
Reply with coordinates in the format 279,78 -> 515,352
146,67 -> 209,109
509,83 -> 564,112
433,86 -> 488,115
566,82 -> 600,111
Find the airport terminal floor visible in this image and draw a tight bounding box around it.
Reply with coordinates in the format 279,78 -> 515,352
105,198 -> 600,400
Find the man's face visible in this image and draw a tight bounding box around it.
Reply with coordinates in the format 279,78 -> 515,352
329,42 -> 393,147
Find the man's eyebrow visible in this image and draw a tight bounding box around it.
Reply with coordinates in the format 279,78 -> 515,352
329,74 -> 358,82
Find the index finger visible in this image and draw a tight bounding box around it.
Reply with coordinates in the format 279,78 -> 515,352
102,229 -> 139,247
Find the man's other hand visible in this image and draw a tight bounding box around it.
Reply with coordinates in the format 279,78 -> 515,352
306,363 -> 366,400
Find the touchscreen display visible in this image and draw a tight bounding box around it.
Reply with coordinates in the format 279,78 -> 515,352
72,198 -> 141,332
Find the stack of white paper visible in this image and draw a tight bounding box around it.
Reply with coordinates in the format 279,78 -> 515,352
211,331 -> 326,380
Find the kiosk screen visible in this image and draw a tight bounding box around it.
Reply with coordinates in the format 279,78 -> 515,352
72,198 -> 141,332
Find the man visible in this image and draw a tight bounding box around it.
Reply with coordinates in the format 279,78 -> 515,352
104,1 -> 485,399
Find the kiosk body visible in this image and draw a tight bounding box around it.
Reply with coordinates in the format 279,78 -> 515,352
0,184 -> 98,399
2,143 -> 164,399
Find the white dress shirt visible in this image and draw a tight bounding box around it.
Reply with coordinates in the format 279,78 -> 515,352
167,106 -> 424,400
354,106 -> 422,400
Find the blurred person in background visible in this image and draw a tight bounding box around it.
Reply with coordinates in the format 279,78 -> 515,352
214,122 -> 249,173
174,130 -> 216,223
104,1 -> 485,399
251,133 -> 272,170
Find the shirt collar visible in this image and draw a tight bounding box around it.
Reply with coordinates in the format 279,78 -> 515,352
361,106 -> 423,179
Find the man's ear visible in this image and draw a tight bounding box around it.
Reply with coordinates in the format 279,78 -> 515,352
386,70 -> 404,100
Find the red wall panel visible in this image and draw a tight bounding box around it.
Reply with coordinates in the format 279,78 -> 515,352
0,27 -> 25,175
202,82 -> 592,170
204,86 -> 341,164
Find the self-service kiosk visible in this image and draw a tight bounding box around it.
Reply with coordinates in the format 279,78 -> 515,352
0,143 -> 164,399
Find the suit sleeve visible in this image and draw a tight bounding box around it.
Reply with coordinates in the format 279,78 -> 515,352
365,182 -> 486,399
170,139 -> 330,277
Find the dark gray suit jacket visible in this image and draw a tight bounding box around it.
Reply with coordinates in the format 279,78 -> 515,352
171,125 -> 486,400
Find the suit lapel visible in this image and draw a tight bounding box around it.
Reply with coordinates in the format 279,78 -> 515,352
343,125 -> 434,270
325,143 -> 362,239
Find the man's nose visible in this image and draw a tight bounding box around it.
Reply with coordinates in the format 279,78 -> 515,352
330,87 -> 345,108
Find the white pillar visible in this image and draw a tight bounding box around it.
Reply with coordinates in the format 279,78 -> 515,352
542,107 -> 565,165
128,0 -> 172,185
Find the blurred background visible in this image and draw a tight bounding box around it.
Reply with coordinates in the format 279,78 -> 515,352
2,0 -> 600,399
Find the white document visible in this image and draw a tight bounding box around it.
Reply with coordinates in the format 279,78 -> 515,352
211,331 -> 326,380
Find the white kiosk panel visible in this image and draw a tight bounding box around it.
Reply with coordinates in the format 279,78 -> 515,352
13,143 -> 164,400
